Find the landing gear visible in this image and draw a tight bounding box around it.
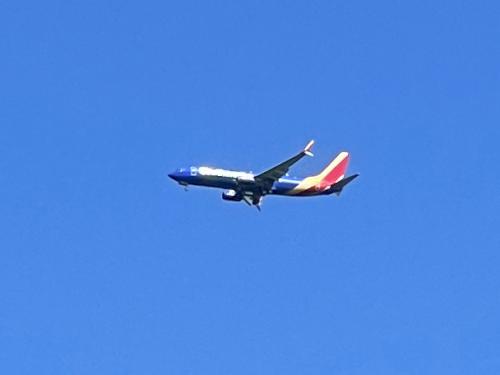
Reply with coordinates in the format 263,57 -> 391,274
252,195 -> 263,211
241,194 -> 263,211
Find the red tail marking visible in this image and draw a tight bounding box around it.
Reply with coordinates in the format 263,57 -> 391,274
320,153 -> 350,188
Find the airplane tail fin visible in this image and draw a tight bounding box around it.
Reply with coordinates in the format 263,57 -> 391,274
288,150 -> 357,196
316,151 -> 351,187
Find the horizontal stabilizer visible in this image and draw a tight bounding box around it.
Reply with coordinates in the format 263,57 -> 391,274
326,174 -> 359,195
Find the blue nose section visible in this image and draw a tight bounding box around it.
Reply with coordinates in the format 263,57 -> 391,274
169,168 -> 195,184
168,171 -> 180,181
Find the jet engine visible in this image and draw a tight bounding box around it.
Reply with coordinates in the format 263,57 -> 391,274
222,190 -> 243,202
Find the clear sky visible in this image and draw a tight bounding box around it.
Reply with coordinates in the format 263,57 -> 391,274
1,1 -> 499,374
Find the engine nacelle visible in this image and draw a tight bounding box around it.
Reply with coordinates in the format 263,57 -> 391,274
222,190 -> 243,202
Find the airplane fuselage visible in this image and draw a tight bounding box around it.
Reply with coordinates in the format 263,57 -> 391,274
168,166 -> 324,196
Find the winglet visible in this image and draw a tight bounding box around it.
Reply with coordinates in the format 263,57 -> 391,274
304,140 -> 315,157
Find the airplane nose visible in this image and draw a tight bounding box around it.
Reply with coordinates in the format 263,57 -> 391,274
168,172 -> 178,181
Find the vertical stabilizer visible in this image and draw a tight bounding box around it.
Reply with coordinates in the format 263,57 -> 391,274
317,152 -> 350,187
289,151 -> 351,194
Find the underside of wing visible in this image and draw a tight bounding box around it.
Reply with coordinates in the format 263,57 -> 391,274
254,140 -> 314,192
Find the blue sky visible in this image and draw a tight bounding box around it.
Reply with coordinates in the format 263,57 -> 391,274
1,1 -> 499,374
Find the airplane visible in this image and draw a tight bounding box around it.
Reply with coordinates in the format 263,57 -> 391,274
168,140 -> 358,210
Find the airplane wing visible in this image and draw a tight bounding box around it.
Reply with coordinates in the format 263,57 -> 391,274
254,140 -> 315,192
